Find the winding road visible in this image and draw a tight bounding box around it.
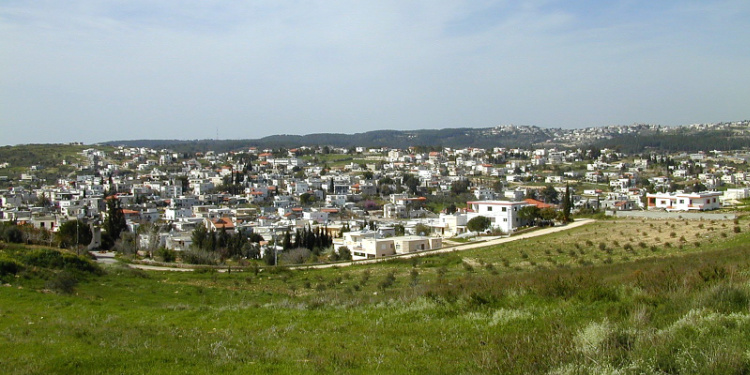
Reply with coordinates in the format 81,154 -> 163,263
96,219 -> 594,272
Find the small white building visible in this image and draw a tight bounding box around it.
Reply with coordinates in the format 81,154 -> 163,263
432,213 -> 469,237
646,191 -> 722,211
302,211 -> 329,223
350,235 -> 442,260
723,188 -> 750,202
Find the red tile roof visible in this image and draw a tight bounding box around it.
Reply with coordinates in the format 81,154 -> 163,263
212,217 -> 235,229
523,198 -> 553,209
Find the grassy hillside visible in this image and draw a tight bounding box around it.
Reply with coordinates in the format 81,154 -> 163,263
2,219 -> 750,374
0,144 -> 89,182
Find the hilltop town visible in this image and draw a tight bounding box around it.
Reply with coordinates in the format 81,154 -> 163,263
1,120 -> 750,265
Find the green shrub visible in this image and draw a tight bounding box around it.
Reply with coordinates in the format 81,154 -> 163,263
378,271 -> 396,290
181,250 -> 218,265
704,284 -> 750,314
46,271 -> 78,294
0,256 -> 23,277
463,261 -> 475,271
19,248 -> 100,274
410,269 -> 419,287
155,248 -> 177,263
21,248 -> 64,268
359,270 -> 371,286
0,224 -> 24,243
60,253 -> 101,274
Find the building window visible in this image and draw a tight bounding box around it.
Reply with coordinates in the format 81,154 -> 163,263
487,206 -> 493,212
501,207 -> 507,212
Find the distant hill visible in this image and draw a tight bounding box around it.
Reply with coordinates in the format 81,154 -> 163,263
101,121 -> 750,154
101,127 -> 556,154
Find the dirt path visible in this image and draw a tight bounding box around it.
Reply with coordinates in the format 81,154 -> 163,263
124,219 -> 595,272
292,218 -> 595,270
129,264 -> 195,272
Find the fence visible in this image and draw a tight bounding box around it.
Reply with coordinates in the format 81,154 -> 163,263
606,210 -> 736,221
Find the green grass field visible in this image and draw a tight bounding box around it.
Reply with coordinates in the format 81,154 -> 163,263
2,218 -> 750,374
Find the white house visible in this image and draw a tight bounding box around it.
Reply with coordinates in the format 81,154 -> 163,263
165,207 -> 193,220
646,191 -> 722,211
350,235 -> 442,260
326,194 -> 348,207
302,211 -> 328,223
466,200 -> 530,233
352,238 -> 396,260
432,212 -> 469,237
722,188 -> 750,205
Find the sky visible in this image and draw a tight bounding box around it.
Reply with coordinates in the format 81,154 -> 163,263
2,0 -> 749,145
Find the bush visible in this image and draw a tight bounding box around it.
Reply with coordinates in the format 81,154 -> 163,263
378,271 -> 396,290
704,284 -> 750,314
280,247 -> 312,265
467,216 -> 492,233
0,225 -> 23,243
181,250 -> 218,265
21,248 -> 64,268
463,261 -> 475,272
46,271 -> 78,294
359,270 -> 371,286
20,248 -> 101,274
337,246 -> 352,261
0,256 -> 23,278
155,248 -> 177,263
410,269 -> 419,287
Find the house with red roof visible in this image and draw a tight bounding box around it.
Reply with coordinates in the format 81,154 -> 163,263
207,217 -> 235,232
523,198 -> 554,209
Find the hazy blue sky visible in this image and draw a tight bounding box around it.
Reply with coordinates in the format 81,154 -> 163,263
2,0 -> 749,145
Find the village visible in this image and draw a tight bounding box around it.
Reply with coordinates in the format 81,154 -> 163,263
1,138 -> 749,265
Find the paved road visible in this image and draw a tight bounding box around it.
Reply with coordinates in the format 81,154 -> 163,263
130,264 -> 195,272
91,251 -> 196,272
291,218 -> 595,270
90,251 -> 118,265
119,219 -> 595,272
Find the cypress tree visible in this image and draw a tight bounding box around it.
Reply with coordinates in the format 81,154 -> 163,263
562,184 -> 572,223
283,230 -> 292,250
